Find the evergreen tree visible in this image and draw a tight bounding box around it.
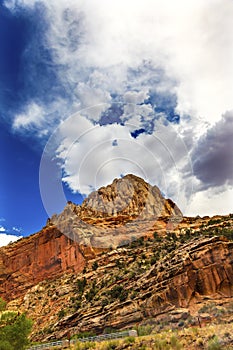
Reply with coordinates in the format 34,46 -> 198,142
0,299 -> 32,350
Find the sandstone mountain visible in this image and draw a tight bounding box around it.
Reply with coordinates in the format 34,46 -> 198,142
50,174 -> 182,248
0,174 -> 181,301
7,219 -> 233,342
78,174 -> 182,220
0,174 -> 233,342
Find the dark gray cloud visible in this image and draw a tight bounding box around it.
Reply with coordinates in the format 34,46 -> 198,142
192,111 -> 233,190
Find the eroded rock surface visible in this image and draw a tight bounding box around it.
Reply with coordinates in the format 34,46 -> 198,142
0,175 -> 182,301
7,234 -> 233,341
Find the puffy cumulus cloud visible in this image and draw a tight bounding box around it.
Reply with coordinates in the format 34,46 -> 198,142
4,0 -> 233,217
0,233 -> 22,247
191,111 -> 233,190
39,111 -> 192,214
186,187 -> 233,217
0,223 -> 23,247
5,0 -> 233,136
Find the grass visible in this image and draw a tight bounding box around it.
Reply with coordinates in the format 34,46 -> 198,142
69,323 -> 233,350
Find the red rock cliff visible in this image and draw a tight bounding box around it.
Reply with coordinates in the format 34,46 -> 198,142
0,226 -> 95,301
0,174 -> 182,301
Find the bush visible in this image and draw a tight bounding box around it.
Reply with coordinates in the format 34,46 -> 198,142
102,340 -> 118,350
207,336 -> 222,350
153,232 -> 161,241
170,335 -> 183,349
0,312 -> 32,350
86,287 -> 96,302
92,261 -> 99,271
135,325 -> 153,336
76,278 -> 87,293
124,336 -> 135,344
0,340 -> 13,350
58,309 -> 65,319
109,285 -> 128,302
101,298 -> 109,307
154,338 -> 169,350
73,331 -> 96,339
75,341 -> 95,350
0,298 -> 6,312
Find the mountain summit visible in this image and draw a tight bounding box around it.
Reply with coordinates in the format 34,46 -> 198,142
0,174 -> 182,301
78,174 -> 182,220
1,175 -> 233,343
50,174 -> 182,247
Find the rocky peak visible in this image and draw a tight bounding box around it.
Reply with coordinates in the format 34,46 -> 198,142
0,174 -> 183,301
49,174 -> 182,248
78,174 -> 182,221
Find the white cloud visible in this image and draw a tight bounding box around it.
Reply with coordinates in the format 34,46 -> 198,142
0,234 -> 22,247
9,0 -> 233,132
40,113 -> 192,214
7,0 -> 233,217
12,226 -> 22,233
44,0 -> 233,123
13,102 -> 45,129
0,226 -> 6,232
187,187 -> 233,217
75,82 -> 111,121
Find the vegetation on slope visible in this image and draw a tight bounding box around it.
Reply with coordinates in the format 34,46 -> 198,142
0,297 -> 32,350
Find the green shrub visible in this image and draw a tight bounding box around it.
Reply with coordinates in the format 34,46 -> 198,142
124,336 -> 135,344
75,341 -> 95,350
76,278 -> 87,293
86,287 -> 96,302
0,298 -> 6,312
101,298 -> 109,307
92,261 -> 99,271
0,340 -> 13,350
73,331 -> 96,339
207,336 -> 222,350
58,309 -> 65,319
135,325 -> 153,336
150,255 -> 157,265
170,335 -> 183,349
103,340 -> 118,350
154,338 -> 169,350
153,232 -> 161,241
0,312 -> 32,350
109,285 -> 128,302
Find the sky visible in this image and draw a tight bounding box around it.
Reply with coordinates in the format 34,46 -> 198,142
0,0 -> 233,246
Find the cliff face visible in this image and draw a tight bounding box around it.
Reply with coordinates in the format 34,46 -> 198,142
0,226 -> 93,301
50,174 -> 182,248
2,174 -> 233,342
143,236 -> 233,310
9,233 -> 233,341
0,174 -> 181,301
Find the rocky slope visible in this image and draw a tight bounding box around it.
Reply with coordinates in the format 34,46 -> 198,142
1,174 -> 233,342
50,174 -> 182,248
0,226 -> 96,301
6,214 -> 233,341
0,175 -> 181,301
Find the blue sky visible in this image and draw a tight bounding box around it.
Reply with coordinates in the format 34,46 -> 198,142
1,0 -> 233,245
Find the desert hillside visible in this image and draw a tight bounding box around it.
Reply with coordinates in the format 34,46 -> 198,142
1,175 -> 233,346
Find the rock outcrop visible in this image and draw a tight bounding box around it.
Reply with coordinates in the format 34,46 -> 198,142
50,174 -> 182,248
9,233 -> 233,341
0,226 -> 94,301
1,174 -> 233,342
78,174 -> 182,221
0,174 -> 181,301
